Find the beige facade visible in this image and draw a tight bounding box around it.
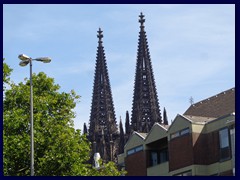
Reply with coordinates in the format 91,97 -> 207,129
118,113 -> 235,176
118,88 -> 235,176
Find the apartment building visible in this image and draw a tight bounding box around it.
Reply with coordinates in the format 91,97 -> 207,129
118,88 -> 235,176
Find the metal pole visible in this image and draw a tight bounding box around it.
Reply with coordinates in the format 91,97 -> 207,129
30,59 -> 34,176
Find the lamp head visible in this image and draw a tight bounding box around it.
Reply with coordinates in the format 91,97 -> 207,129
34,57 -> 51,63
19,60 -> 30,67
18,54 -> 31,61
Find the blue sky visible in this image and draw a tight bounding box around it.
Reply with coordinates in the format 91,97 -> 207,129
3,4 -> 235,131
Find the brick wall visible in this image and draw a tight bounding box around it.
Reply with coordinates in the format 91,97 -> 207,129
125,151 -> 147,176
193,131 -> 220,165
169,134 -> 194,171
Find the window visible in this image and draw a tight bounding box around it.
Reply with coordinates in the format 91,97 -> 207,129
142,59 -> 146,70
230,127 -> 235,175
160,148 -> 168,163
219,128 -> 231,160
219,128 -> 229,148
180,128 -> 190,136
170,131 -> 180,139
135,145 -> 143,152
151,152 -> 158,166
170,128 -> 190,139
149,148 -> 169,167
127,145 -> 143,156
127,149 -> 135,156
100,74 -> 103,83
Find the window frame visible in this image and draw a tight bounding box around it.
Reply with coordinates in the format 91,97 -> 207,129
127,145 -> 144,156
180,127 -> 190,136
170,131 -> 180,139
170,127 -> 190,140
219,127 -> 231,161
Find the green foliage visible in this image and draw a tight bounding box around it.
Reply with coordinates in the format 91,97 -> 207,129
3,72 -> 85,175
3,58 -> 13,90
91,160 -> 126,176
3,71 -> 123,176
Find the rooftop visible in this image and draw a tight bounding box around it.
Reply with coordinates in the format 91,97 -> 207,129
137,132 -> 148,139
184,87 -> 235,118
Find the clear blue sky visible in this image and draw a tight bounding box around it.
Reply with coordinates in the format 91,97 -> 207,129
3,4 -> 235,131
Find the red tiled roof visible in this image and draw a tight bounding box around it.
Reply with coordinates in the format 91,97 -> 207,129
184,88 -> 235,118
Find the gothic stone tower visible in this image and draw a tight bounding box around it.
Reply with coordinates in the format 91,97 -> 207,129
131,13 -> 163,133
88,28 -> 119,163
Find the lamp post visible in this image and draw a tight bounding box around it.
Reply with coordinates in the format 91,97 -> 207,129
18,54 -> 51,176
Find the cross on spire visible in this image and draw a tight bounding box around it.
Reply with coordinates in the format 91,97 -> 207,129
139,12 -> 145,27
97,28 -> 103,42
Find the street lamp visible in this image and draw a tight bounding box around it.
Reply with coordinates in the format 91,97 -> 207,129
18,54 -> 51,176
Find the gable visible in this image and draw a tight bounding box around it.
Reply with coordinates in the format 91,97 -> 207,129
145,124 -> 167,144
168,114 -> 191,134
125,132 -> 145,151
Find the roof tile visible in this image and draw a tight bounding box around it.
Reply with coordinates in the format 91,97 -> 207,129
184,88 -> 235,118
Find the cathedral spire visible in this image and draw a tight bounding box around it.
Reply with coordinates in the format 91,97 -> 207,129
131,13 -> 162,133
88,28 -> 119,163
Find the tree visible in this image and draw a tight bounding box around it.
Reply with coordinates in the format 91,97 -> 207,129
91,160 -> 125,176
3,71 -> 124,176
3,58 -> 13,90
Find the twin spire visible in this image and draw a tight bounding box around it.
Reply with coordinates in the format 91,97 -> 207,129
87,13 -> 167,164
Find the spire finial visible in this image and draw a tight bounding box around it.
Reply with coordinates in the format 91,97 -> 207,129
139,12 -> 145,27
97,28 -> 103,42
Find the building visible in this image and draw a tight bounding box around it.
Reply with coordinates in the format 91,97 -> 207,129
84,13 -> 235,172
130,12 -> 165,134
87,28 -> 119,163
85,12 -> 168,164
118,88 -> 235,176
